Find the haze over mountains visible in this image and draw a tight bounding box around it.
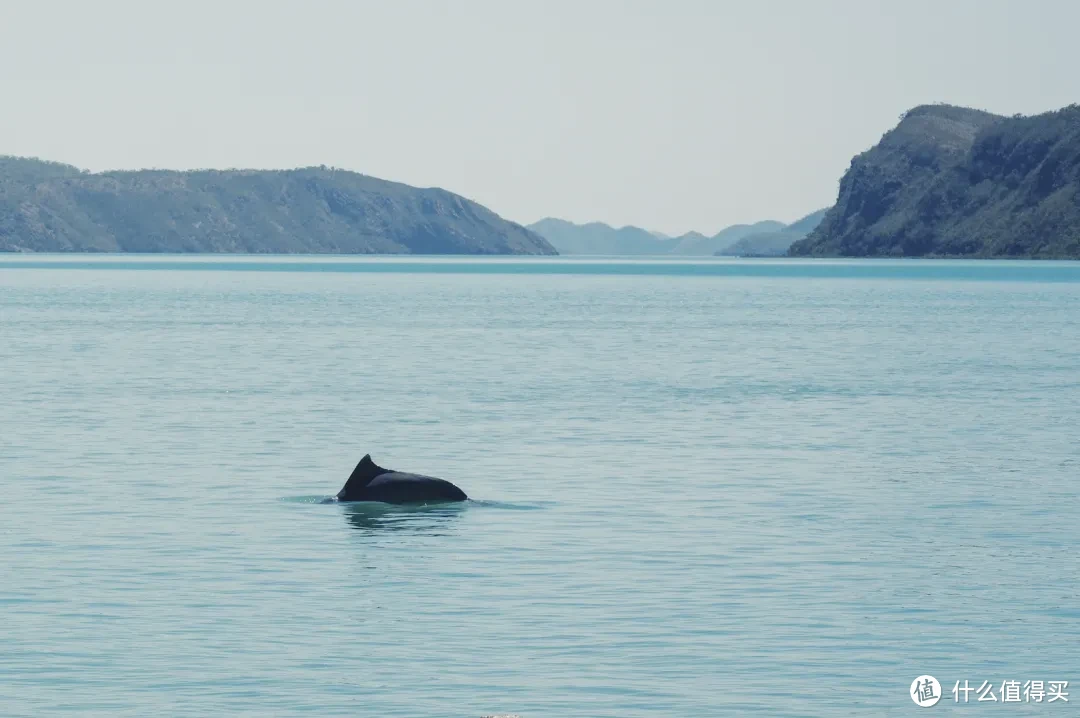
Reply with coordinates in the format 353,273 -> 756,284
3,101 -> 1079,258
719,209 -> 829,257
791,103 -> 1080,258
528,211 -> 826,256
0,157 -> 555,255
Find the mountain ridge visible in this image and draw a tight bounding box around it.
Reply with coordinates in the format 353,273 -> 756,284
528,216 -> 815,256
716,209 -> 829,257
0,156 -> 557,255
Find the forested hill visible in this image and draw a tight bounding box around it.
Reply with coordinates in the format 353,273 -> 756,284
789,104 -> 1080,258
0,157 -> 557,255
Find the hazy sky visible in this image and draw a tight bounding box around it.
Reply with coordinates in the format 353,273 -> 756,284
2,0 -> 1078,235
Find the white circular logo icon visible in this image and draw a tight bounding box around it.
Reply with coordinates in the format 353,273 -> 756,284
911,675 -> 942,707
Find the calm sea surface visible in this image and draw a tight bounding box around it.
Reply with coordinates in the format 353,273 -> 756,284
2,256 -> 1078,716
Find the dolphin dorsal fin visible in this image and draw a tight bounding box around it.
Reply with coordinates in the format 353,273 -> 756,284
337,454 -> 390,499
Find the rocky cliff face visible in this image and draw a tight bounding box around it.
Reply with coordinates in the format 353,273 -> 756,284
0,157 -> 556,255
789,104 -> 1080,258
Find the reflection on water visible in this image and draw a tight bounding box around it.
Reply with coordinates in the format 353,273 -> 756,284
340,501 -> 468,535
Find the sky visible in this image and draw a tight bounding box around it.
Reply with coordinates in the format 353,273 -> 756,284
1,0 -> 1078,236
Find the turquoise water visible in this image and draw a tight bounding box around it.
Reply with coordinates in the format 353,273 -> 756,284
2,256 -> 1078,716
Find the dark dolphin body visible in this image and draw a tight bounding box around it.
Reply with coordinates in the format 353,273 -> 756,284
333,455 -> 468,504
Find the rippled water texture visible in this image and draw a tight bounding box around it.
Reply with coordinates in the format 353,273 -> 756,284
2,256 -> 1079,716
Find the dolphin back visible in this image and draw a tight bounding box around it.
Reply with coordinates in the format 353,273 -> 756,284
336,454 -> 390,500
362,471 -> 468,503
335,455 -> 468,504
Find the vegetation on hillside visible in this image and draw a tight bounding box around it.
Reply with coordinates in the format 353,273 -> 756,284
789,104 -> 1080,258
0,157 -> 556,255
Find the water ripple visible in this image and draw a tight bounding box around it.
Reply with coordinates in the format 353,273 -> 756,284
1,259 -> 1078,716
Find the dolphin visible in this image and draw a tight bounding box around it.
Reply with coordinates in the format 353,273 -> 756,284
333,454 -> 468,504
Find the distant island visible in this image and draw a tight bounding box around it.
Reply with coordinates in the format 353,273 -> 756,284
790,103 -> 1080,258
0,156 -> 556,255
528,212 -> 826,256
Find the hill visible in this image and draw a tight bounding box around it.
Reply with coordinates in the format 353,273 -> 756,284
789,104 -> 1080,258
668,221 -> 786,255
528,217 -> 802,256
717,209 -> 828,257
0,156 -> 556,255
526,218 -> 672,255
